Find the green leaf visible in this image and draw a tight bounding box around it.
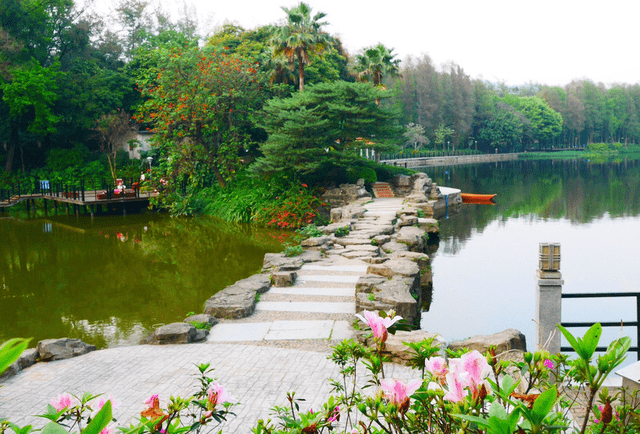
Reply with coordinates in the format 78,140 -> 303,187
531,386 -> 558,425
0,338 -> 30,375
580,323 -> 602,360
41,422 -> 70,434
556,324 -> 581,357
82,400 -> 112,434
488,402 -> 508,420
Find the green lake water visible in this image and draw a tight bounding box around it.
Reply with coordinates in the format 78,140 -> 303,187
423,158 -> 640,360
0,212 -> 288,348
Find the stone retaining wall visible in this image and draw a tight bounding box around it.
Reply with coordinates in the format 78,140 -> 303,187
382,153 -> 519,168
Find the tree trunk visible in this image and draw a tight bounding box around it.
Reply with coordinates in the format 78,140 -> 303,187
4,121 -> 19,173
298,53 -> 305,92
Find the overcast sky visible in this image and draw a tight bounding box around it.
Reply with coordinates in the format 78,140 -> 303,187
136,0 -> 640,87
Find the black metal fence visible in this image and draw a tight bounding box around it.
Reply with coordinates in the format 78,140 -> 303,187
561,292 -> 640,360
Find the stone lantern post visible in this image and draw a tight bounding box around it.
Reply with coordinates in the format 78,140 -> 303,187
535,243 -> 564,354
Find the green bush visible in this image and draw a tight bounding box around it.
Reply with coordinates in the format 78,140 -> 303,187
345,166 -> 377,185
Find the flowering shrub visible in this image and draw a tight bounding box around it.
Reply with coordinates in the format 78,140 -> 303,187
1,322 -> 637,434
253,183 -> 327,229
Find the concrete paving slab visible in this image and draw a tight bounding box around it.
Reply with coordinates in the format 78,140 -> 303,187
256,302 -> 355,314
268,286 -> 355,297
297,274 -> 361,283
208,322 -> 271,342
265,320 -> 334,340
331,321 -> 355,340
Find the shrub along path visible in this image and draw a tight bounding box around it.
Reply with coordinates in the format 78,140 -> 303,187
0,198 -> 417,433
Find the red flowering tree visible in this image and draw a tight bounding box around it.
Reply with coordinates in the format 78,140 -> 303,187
135,45 -> 264,188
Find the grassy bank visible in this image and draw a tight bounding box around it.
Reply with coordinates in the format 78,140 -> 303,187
518,143 -> 640,161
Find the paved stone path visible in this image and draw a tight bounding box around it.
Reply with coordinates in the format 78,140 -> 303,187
0,344 -> 417,433
207,198 -> 407,346
1,197 -> 421,433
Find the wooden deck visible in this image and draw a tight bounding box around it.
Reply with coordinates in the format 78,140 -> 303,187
0,189 -> 157,209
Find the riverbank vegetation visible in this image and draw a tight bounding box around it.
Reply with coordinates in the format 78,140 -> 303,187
3,0 -> 640,222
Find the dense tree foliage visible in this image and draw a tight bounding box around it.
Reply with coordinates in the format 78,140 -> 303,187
252,81 -> 401,181
3,0 -> 640,206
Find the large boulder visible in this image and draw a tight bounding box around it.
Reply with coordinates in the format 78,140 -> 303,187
448,328 -> 527,354
204,274 -> 271,319
184,313 -> 218,328
396,226 -> 427,251
356,275 -> 421,326
382,331 -> 445,364
262,253 -> 304,273
142,323 -> 199,345
367,258 -> 420,278
36,338 -> 96,362
322,184 -> 371,208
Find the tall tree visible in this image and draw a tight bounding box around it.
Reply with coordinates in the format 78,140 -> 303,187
271,2 -> 329,91
135,45 -> 264,188
252,81 -> 401,178
354,43 -> 400,87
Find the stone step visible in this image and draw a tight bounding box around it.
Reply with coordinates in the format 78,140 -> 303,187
296,274 -> 361,284
300,264 -> 369,273
372,182 -> 395,198
207,320 -> 354,342
256,301 -> 355,314
268,286 -> 355,297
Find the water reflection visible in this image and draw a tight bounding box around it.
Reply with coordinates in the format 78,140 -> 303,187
0,214 -> 288,348
421,159 -> 640,361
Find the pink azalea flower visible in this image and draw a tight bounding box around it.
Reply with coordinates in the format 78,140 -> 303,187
207,381 -> 236,410
544,359 -> 554,369
95,395 -> 120,410
380,379 -> 422,406
425,357 -> 448,379
450,351 -> 491,397
355,310 -> 402,343
443,371 -> 468,403
144,394 -> 159,407
51,393 -> 75,412
327,406 -> 340,423
100,427 -> 113,434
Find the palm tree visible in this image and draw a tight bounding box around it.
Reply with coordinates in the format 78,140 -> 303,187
271,2 -> 329,91
354,43 -> 401,87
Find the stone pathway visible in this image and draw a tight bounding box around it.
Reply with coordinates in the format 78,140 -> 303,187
208,198 -> 408,347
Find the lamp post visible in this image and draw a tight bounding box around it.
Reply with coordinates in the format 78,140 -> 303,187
146,157 -> 153,171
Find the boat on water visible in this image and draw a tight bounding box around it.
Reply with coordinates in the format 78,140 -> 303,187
461,193 -> 497,204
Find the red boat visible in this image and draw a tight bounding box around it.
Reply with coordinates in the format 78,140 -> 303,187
461,193 -> 497,204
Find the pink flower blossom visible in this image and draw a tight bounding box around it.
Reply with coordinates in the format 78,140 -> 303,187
100,427 -> 113,434
443,371 -> 468,403
95,395 -> 120,410
355,310 -> 402,343
380,379 -> 422,406
544,359 -> 554,369
450,351 -> 491,396
144,394 -> 159,407
327,406 -> 340,423
425,357 -> 448,380
207,381 -> 236,410
51,393 -> 75,412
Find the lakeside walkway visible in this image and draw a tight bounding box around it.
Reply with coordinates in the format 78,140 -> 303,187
0,198 -> 418,433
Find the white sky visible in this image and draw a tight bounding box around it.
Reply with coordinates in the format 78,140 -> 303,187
108,0 -> 640,87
